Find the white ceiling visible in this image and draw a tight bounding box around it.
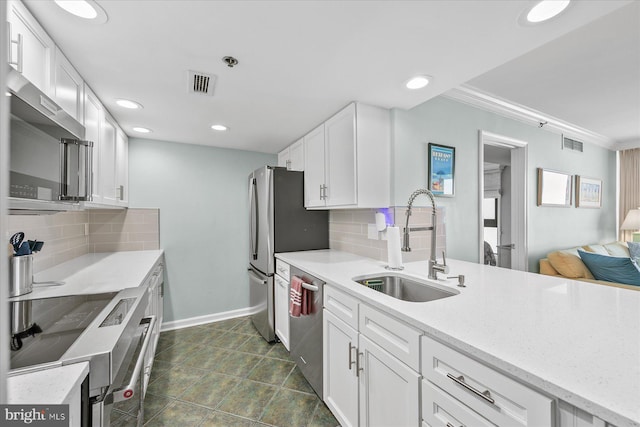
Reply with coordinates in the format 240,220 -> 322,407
467,1 -> 640,150
23,0 -> 636,153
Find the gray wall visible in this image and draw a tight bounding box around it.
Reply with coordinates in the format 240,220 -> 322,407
129,138 -> 275,323
392,96 -> 617,271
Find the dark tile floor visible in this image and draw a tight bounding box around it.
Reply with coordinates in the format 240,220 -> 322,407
111,316 -> 339,427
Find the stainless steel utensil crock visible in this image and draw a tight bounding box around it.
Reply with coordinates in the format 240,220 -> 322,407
9,255 -> 33,297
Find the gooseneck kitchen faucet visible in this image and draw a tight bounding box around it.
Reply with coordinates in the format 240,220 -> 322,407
402,189 -> 449,279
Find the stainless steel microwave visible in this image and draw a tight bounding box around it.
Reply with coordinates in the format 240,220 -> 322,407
7,68 -> 92,209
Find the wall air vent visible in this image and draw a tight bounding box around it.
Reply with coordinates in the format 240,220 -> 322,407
188,70 -> 216,96
563,136 -> 584,152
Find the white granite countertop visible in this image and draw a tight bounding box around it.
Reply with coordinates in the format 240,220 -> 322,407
276,249 -> 640,427
7,362 -> 89,404
10,250 -> 164,301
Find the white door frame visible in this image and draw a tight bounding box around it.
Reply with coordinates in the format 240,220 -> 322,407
478,130 -> 529,271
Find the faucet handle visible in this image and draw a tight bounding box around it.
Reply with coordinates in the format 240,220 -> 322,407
442,251 -> 446,265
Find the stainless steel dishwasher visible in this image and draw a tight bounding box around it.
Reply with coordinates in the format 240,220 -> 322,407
289,266 -> 324,398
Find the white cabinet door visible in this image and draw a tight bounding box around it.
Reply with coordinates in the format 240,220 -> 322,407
84,86 -> 103,203
274,274 -> 290,350
53,48 -> 84,122
289,138 -> 304,171
7,0 -> 54,94
303,124 -> 326,208
277,147 -> 290,168
100,114 -> 118,205
325,103 -> 357,207
323,310 -> 359,427
115,129 -> 129,206
358,335 -> 420,427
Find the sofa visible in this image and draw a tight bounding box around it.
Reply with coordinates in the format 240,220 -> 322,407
539,241 -> 640,291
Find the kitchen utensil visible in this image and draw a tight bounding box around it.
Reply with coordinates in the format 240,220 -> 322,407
10,232 -> 24,253
28,240 -> 44,253
15,241 -> 32,256
9,254 -> 33,297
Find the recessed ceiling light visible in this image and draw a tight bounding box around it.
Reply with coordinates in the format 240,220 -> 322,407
116,99 -> 143,109
526,0 -> 571,23
211,124 -> 228,131
5,92 -> 11,97
54,0 -> 108,23
133,127 -> 151,134
405,75 -> 431,90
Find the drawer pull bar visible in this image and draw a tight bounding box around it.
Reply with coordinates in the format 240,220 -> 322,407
446,423 -> 460,427
446,373 -> 495,405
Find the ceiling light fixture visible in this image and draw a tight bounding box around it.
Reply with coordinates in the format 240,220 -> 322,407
525,0 -> 571,23
405,75 -> 431,90
54,0 -> 108,23
211,124 -> 228,131
133,127 -> 151,134
116,99 -> 143,109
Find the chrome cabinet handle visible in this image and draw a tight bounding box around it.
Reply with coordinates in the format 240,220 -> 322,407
348,342 -> 356,370
446,373 -> 495,405
319,184 -> 323,200
446,423 -> 459,427
357,352 -> 364,376
7,22 -> 23,73
301,281 -> 318,292
112,315 -> 157,402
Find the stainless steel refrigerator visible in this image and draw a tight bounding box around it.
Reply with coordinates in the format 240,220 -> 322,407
247,166 -> 328,342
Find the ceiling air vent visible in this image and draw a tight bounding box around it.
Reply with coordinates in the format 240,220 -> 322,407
188,70 -> 216,96
563,136 -> 584,153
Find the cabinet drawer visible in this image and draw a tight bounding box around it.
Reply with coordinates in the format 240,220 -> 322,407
422,336 -> 553,427
324,285 -> 358,330
422,380 -> 495,427
275,259 -> 290,281
359,304 -> 421,371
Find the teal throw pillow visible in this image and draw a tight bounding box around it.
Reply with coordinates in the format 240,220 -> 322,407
577,250 -> 640,286
628,241 -> 640,264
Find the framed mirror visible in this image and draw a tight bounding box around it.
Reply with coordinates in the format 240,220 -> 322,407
537,168 -> 572,207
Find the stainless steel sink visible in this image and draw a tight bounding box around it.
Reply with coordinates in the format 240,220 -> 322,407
353,273 -> 458,302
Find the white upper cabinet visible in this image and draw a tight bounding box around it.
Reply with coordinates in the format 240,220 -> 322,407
100,113 -> 118,205
84,85 -> 103,203
303,124 -> 326,207
288,138 -> 304,171
53,47 -> 84,123
7,0 -> 54,95
115,129 -> 129,207
304,102 -> 390,209
278,138 -> 304,171
324,104 -> 357,207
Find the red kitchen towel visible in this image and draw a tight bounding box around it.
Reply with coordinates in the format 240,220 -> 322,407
289,276 -> 303,317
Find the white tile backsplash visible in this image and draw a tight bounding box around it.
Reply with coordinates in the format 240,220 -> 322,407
329,207 -> 446,263
8,208 -> 159,273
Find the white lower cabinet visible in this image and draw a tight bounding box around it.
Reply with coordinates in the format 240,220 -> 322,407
324,310 -> 359,427
274,273 -> 290,350
358,334 -> 420,427
323,285 -> 421,427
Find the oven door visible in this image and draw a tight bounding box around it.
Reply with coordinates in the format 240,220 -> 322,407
104,315 -> 157,426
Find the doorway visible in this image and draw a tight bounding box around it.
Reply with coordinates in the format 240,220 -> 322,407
478,131 -> 528,271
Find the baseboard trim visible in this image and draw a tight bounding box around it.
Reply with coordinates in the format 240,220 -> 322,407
160,306 -> 259,332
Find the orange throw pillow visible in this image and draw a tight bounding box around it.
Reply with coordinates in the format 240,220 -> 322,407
547,251 -> 594,279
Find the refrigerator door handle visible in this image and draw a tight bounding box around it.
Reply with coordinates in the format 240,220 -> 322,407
248,268 -> 267,285
250,178 -> 259,260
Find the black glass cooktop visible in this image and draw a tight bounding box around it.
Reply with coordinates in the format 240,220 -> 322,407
10,292 -> 117,370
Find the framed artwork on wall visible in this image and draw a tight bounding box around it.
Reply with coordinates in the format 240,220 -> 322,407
428,143 -> 455,197
537,168 -> 573,207
575,176 -> 602,208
